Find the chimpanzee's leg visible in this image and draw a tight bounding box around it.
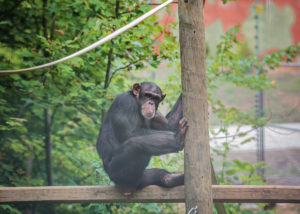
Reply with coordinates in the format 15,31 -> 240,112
107,130 -> 185,189
137,168 -> 184,189
124,131 -> 185,155
108,148 -> 151,189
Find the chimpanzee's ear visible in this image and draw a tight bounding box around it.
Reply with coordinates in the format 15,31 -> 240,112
161,93 -> 166,101
132,83 -> 141,98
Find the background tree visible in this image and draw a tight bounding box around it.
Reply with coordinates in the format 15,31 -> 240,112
0,0 -> 178,213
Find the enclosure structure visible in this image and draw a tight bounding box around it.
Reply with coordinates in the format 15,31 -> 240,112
0,0 -> 299,213
1,185 -> 300,204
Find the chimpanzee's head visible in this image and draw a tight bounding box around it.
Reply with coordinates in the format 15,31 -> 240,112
132,82 -> 166,120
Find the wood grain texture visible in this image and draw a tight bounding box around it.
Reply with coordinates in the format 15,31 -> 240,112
213,185 -> 300,203
1,185 -> 299,204
178,0 -> 212,213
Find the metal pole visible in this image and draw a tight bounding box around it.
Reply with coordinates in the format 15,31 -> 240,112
255,0 -> 265,178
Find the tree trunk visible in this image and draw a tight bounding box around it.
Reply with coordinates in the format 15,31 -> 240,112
44,108 -> 53,186
178,0 -> 213,213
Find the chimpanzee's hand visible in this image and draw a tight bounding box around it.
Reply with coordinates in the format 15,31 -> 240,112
175,117 -> 188,151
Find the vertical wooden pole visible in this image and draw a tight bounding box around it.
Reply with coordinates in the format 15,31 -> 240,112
178,0 -> 213,213
211,161 -> 227,214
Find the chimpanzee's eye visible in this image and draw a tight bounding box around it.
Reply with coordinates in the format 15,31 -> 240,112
153,97 -> 160,102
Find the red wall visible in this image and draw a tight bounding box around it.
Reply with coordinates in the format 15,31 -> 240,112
157,0 -> 300,45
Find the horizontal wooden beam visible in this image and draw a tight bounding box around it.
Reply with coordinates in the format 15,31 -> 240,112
213,185 -> 300,203
0,185 -> 299,204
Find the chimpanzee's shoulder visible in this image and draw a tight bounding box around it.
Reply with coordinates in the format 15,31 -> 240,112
108,91 -> 137,112
114,91 -> 135,103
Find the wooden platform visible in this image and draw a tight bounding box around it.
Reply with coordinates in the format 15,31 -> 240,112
0,185 -> 299,204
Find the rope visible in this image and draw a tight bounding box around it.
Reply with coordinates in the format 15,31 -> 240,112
0,0 -> 174,75
187,206 -> 198,214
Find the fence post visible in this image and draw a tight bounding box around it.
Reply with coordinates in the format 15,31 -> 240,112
178,0 -> 213,213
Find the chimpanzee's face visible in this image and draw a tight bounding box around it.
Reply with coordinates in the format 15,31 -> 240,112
139,90 -> 161,119
132,82 -> 166,120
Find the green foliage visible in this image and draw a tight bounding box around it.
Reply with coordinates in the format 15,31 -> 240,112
207,26 -> 298,214
263,42 -> 300,69
206,26 -> 299,129
222,0 -> 238,4
0,0 -> 178,213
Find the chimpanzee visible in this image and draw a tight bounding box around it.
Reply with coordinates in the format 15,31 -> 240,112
96,82 -> 187,195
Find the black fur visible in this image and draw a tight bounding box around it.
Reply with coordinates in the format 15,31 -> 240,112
96,82 -> 186,190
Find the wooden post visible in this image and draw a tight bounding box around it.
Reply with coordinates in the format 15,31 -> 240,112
211,161 -> 227,214
178,0 -> 213,213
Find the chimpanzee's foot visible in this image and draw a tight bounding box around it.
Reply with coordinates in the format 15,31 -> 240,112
124,191 -> 133,196
162,172 -> 184,187
179,118 -> 188,134
116,185 -> 136,196
176,117 -> 188,150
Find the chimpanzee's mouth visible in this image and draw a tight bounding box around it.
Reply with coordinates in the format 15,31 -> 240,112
142,112 -> 155,120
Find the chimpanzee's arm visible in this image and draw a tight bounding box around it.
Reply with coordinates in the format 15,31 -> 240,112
109,92 -> 141,143
151,110 -> 169,130
111,92 -> 183,142
111,106 -> 165,143
151,95 -> 183,131
166,94 -> 183,130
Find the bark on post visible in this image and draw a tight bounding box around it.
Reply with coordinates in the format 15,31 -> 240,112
178,0 -> 213,213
